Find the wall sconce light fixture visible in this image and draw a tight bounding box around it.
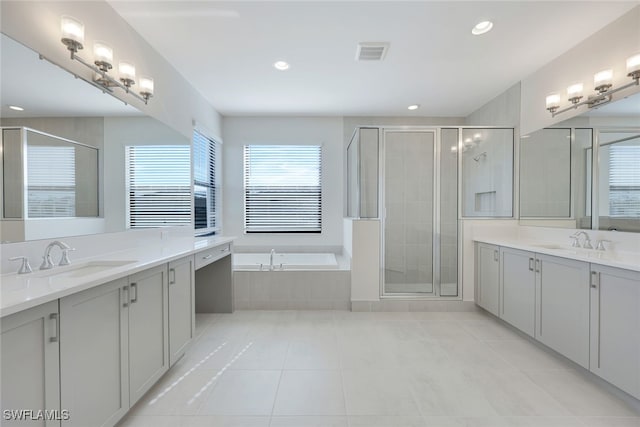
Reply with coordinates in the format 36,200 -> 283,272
59,15 -> 153,104
546,53 -> 640,117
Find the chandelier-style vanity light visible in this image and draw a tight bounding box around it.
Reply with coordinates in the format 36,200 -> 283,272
60,15 -> 154,104
546,53 -> 640,117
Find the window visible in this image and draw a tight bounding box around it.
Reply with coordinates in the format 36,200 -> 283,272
244,145 -> 322,233
193,130 -> 220,235
27,145 -> 76,217
126,145 -> 191,228
609,143 -> 640,217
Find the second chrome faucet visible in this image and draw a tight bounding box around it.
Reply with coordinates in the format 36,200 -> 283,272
40,240 -> 75,270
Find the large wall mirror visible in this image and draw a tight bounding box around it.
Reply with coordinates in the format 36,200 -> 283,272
520,91 -> 640,233
0,33 -> 191,242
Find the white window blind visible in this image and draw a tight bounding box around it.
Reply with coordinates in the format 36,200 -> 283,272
193,130 -> 220,233
244,145 -> 322,233
609,144 -> 640,217
126,145 -> 191,228
27,145 -> 76,217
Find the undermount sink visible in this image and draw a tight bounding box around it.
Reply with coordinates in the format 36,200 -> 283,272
533,243 -> 566,250
531,243 -> 579,253
33,260 -> 138,280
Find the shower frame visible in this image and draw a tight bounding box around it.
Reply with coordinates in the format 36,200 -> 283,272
350,125 -> 516,299
378,126 -> 452,300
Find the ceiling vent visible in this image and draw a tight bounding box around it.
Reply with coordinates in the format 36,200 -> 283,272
356,42 -> 389,61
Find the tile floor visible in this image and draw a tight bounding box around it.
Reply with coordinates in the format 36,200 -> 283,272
119,310 -> 640,427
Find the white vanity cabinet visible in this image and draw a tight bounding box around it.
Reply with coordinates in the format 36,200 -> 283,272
1,300 -> 60,427
590,265 -> 640,399
60,264 -> 169,427
168,255 -> 195,366
475,242 -> 500,316
500,247 -> 536,337
59,277 -> 129,427
127,265 -> 169,404
535,254 -> 590,368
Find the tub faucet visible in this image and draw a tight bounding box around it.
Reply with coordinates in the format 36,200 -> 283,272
269,249 -> 276,271
40,240 -> 74,270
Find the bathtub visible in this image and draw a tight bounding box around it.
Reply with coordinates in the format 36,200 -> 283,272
232,252 -> 350,310
233,252 -> 339,271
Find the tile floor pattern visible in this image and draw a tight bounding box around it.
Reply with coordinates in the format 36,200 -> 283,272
119,310 -> 640,427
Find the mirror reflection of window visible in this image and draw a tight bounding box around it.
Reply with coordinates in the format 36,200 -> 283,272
598,132 -> 640,231
27,145 -> 76,217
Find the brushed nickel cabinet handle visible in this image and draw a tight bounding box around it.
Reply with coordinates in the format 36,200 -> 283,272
123,286 -> 129,307
49,313 -> 59,343
130,283 -> 138,304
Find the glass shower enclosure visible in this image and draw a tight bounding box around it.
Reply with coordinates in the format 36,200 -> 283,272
347,127 -> 459,297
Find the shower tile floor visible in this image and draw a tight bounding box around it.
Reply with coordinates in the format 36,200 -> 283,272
118,310 -> 640,427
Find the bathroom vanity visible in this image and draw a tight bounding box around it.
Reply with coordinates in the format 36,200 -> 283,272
0,234 -> 234,427
475,238 -> 640,400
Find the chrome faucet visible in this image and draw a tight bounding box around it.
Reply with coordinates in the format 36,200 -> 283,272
571,231 -> 593,249
40,240 -> 75,270
269,249 -> 276,271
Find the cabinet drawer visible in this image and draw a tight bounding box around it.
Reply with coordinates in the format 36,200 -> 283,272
195,243 -> 231,270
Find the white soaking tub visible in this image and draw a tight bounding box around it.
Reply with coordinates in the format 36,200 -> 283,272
233,252 -> 338,271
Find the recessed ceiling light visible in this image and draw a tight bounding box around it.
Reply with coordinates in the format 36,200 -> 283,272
273,61 -> 290,71
407,104 -> 420,110
472,20 -> 493,35
9,105 -> 24,111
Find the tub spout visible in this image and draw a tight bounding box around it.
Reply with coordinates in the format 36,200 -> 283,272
270,249 -> 276,271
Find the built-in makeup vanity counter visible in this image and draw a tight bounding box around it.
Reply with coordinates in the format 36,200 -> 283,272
474,236 -> 640,402
0,234 -> 234,427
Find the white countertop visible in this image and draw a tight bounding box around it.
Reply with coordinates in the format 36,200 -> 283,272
0,235 -> 235,318
474,237 -> 640,273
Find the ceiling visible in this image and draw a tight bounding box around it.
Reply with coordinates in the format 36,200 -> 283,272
109,1 -> 639,117
0,34 -> 140,118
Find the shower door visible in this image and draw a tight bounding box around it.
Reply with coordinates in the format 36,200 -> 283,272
382,130 -> 436,294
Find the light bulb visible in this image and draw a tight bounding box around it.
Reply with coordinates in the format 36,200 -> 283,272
93,42 -> 113,72
472,21 -> 493,35
627,53 -> 640,78
594,69 -> 613,93
119,61 -> 136,87
60,15 -> 84,52
546,93 -> 561,112
139,76 -> 154,100
567,83 -> 584,104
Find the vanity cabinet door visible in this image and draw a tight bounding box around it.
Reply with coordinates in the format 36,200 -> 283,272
60,278 -> 129,427
168,255 -> 195,366
1,301 -> 60,427
128,265 -> 169,405
590,265 -> 640,399
536,254 -> 590,368
475,243 -> 500,316
500,247 -> 536,337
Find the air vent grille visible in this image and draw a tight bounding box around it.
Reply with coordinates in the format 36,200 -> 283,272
356,42 -> 389,61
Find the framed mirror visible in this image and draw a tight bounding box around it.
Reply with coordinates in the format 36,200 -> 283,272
519,91 -> 640,232
0,33 -> 191,242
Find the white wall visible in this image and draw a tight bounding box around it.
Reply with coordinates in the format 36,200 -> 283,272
0,0 -> 221,139
222,117 -> 344,248
520,6 -> 640,135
